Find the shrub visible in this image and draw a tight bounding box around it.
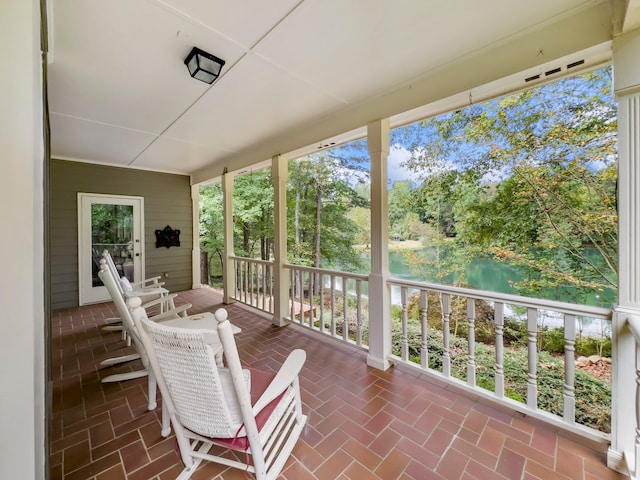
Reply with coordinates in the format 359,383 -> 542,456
392,323 -> 611,432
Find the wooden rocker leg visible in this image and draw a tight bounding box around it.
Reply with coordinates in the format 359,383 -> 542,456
101,325 -> 122,332
99,353 -> 141,366
101,369 -> 148,383
103,316 -> 121,325
101,317 -> 125,339
175,443 -> 210,480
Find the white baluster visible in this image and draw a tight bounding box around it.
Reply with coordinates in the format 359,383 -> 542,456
401,287 -> 409,361
442,293 -> 451,377
467,298 -> 476,387
527,307 -> 538,410
319,273 -> 325,333
308,272 -> 315,328
356,280 -> 363,346
563,314 -> 576,424
289,268 -> 295,322
342,276 -> 349,341
420,290 -> 428,369
494,302 -> 504,398
330,275 -> 336,336
300,270 -> 306,325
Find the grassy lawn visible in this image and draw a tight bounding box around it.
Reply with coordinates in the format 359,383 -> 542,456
354,239 -> 423,253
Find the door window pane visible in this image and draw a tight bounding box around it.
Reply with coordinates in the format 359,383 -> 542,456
91,204 -> 134,286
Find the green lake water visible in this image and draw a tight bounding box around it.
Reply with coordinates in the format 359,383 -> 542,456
384,250 -> 616,309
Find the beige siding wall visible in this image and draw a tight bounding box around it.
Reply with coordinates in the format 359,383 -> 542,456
51,159 -> 193,310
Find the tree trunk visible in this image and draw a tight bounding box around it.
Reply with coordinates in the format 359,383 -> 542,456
243,222 -> 250,256
200,251 -> 209,285
314,184 -> 322,295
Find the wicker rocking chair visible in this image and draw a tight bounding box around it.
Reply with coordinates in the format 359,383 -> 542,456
129,297 -> 307,480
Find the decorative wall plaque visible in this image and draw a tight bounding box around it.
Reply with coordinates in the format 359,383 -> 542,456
155,225 -> 180,248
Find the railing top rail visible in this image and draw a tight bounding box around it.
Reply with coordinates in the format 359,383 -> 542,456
229,256 -> 610,318
229,255 -> 273,266
388,277 -> 612,319
284,263 -> 369,281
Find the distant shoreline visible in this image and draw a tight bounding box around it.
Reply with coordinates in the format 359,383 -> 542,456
354,239 -> 423,253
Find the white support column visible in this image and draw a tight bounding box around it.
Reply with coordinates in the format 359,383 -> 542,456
1,1 -> 45,477
191,183 -> 202,289
272,155 -> 289,327
222,170 -> 235,305
367,119 -> 392,370
610,28 -> 640,475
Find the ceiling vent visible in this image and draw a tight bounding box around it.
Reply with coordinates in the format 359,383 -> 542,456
567,59 -> 585,69
524,59 -> 585,83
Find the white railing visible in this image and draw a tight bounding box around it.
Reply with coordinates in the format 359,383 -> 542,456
227,257 -> 614,442
624,315 -> 640,479
229,258 -> 370,348
285,264 -> 369,349
388,278 -> 613,441
229,256 -> 274,314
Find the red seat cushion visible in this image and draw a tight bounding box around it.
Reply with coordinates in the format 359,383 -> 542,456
190,368 -> 286,451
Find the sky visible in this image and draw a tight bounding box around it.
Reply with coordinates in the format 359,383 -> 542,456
387,145 -> 413,184
331,66 -> 614,189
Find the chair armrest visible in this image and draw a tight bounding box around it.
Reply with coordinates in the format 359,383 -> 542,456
252,349 -> 306,415
149,303 -> 192,322
142,275 -> 163,284
141,293 -> 177,310
126,286 -> 169,297
129,279 -> 166,289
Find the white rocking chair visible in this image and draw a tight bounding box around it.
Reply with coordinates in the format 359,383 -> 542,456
98,259 -> 191,436
102,249 -> 171,313
97,249 -> 172,344
130,298 -> 307,480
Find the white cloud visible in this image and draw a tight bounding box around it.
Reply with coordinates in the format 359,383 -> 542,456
387,144 -> 413,183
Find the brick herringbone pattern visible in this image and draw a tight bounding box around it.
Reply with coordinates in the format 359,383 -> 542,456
50,287 -> 627,479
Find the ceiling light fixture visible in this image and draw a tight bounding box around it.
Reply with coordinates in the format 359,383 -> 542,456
184,47 -> 225,84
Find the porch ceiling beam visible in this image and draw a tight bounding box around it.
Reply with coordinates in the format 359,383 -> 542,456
611,0 -> 640,34
623,0 -> 640,32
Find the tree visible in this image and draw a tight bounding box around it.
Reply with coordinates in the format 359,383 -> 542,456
199,170 -> 274,285
388,181 -> 413,239
288,154 -> 366,273
233,170 -> 274,260
349,182 -> 371,246
199,184 -> 224,283
397,67 -> 617,302
199,152 -> 369,290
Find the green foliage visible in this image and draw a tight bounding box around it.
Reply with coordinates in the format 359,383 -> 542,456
233,170 -> 274,259
199,148 -> 368,281
578,335 -> 612,357
199,184 -> 224,279
388,67 -> 618,306
391,320 -> 611,432
391,292 -> 612,431
91,204 -> 133,244
288,153 -> 366,273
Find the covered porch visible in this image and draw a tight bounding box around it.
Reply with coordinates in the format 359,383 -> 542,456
51,287 -> 624,480
8,1 -> 640,479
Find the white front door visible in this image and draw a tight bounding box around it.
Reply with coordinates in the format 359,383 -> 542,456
78,193 -> 145,305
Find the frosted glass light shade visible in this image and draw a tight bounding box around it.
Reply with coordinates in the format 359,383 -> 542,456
184,47 -> 225,85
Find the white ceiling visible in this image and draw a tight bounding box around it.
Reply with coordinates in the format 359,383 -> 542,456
48,0 -> 630,183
